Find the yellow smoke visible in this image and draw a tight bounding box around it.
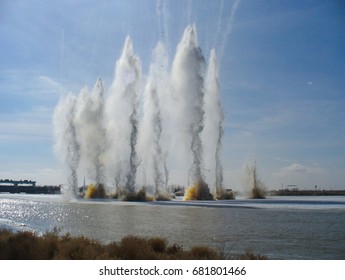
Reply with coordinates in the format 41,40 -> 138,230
84,183 -> 106,199
183,184 -> 198,200
85,184 -> 95,198
183,180 -> 213,201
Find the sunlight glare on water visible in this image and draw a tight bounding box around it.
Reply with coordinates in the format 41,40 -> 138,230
1,194 -> 345,259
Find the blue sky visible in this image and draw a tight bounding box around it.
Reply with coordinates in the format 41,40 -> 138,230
0,0 -> 344,190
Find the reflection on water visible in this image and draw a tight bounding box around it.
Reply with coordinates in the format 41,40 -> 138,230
1,194 -> 345,259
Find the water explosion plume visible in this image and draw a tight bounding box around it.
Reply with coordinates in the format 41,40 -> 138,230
53,25 -> 229,201
75,79 -> 106,187
105,36 -> 141,197
140,42 -> 170,199
203,49 -> 226,198
170,25 -> 212,200
53,94 -> 80,196
84,183 -> 106,199
183,180 -> 213,201
246,162 -> 266,199
171,25 -> 203,182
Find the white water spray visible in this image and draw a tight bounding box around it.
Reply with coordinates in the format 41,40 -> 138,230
75,79 -> 106,185
105,36 -> 141,194
140,42 -> 170,197
204,49 -> 224,194
53,24 -> 228,200
53,94 -> 80,196
171,24 -> 206,185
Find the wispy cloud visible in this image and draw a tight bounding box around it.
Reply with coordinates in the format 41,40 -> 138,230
270,162 -> 333,189
0,69 -> 65,99
38,75 -> 62,89
0,107 -> 53,142
219,0 -> 241,60
275,163 -> 326,176
0,69 -> 63,145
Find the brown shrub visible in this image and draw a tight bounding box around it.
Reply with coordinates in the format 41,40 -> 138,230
0,229 -> 267,260
116,235 -> 157,259
188,246 -> 221,260
238,250 -> 268,260
55,235 -> 105,260
166,243 -> 183,255
104,241 -> 120,259
3,231 -> 47,259
0,228 -> 13,241
148,237 -> 167,253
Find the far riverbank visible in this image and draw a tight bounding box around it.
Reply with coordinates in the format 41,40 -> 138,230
269,189 -> 345,196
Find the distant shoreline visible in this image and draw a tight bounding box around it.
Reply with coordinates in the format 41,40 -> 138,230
269,189 -> 345,196
0,185 -> 61,194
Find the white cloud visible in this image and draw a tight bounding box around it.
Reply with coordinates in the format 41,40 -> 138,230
282,163 -> 308,173
38,75 -> 63,90
0,69 -> 64,100
270,163 -> 328,189
276,163 -> 325,175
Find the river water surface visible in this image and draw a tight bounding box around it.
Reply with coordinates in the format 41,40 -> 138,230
1,193 -> 345,259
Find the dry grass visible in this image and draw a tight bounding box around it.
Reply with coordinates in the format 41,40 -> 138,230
238,250 -> 268,260
0,228 -> 267,260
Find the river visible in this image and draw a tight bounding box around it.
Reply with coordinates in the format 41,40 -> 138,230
1,193 -> 345,259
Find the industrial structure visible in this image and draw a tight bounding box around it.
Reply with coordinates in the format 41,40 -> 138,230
0,179 -> 61,194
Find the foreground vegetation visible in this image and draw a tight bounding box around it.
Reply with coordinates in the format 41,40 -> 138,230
0,229 -> 267,260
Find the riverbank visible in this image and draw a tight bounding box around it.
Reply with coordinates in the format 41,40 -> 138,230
0,228 -> 266,260
0,185 -> 61,194
270,189 -> 345,196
